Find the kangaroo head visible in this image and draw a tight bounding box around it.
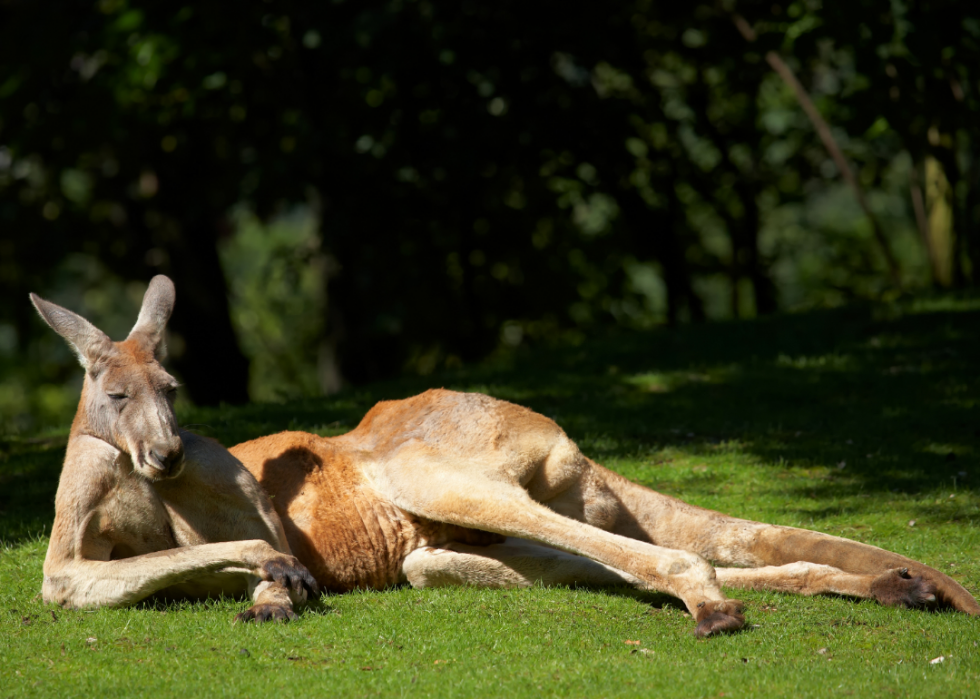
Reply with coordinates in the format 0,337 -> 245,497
31,275 -> 185,481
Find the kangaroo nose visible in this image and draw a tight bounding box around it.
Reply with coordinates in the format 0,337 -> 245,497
153,443 -> 185,475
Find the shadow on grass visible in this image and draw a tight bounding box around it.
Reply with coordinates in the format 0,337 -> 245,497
454,300 -> 980,516
2,294 -> 978,547
131,594 -> 340,620
0,435 -> 66,545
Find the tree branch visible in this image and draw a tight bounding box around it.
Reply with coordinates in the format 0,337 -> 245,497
732,13 -> 902,288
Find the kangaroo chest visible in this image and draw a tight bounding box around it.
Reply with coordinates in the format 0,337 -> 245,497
234,434 -> 414,592
235,431 -> 498,593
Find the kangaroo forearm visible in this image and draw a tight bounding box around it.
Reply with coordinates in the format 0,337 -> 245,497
747,526 -> 980,615
596,467 -> 979,615
716,562 -> 880,598
691,515 -> 979,614
43,540 -> 272,609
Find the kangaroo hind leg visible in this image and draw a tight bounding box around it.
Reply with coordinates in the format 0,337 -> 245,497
381,455 -> 744,637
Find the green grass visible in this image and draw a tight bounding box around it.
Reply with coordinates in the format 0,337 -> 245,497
2,294 -> 979,697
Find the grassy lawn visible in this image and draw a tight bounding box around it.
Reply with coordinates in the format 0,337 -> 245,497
2,295 -> 979,698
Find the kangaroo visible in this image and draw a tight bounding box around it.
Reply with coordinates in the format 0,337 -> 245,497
33,277 -> 979,635
231,393 -> 979,636
32,276 -> 317,622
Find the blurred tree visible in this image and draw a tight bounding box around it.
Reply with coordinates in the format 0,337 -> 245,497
0,1 -> 277,403
772,0 -> 980,287
1,0 -> 976,411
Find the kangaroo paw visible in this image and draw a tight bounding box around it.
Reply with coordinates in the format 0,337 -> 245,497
235,603 -> 298,623
262,556 -> 320,600
694,599 -> 746,638
870,568 -> 937,608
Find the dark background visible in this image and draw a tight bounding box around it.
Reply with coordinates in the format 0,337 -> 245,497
2,0 -> 978,427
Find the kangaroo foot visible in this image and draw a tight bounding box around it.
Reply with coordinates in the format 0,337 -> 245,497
694,599 -> 745,638
870,568 -> 937,608
235,603 -> 298,623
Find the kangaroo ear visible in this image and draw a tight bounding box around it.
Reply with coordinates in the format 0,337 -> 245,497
127,275 -> 175,360
30,294 -> 114,370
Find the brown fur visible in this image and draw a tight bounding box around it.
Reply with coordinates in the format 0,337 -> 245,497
870,568 -> 938,608
230,388 -> 979,637
695,600 -> 746,638
231,431 -> 503,593
33,277 -> 317,621
34,276 -> 980,636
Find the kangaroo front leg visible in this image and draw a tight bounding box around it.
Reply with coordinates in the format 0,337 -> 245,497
716,564 -> 938,607
596,466 -> 980,615
43,540 -> 317,614
234,556 -> 319,623
235,580 -> 304,623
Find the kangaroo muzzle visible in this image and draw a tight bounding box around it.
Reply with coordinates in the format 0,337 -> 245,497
143,438 -> 185,478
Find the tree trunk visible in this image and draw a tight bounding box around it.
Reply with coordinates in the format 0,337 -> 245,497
742,191 -> 778,315
163,216 -> 251,406
909,160 -> 944,287
963,143 -> 980,287
618,189 -> 704,325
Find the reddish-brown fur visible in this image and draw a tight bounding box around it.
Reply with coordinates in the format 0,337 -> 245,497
232,431 -> 500,593
33,277 -> 317,620
35,275 -> 979,635
230,388 -> 979,636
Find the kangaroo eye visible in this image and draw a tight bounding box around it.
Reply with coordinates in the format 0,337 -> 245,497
107,392 -> 128,401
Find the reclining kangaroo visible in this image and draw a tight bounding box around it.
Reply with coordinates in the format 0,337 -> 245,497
33,276 -> 980,636
32,276 -> 316,621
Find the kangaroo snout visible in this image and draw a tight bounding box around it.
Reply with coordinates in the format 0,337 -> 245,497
148,441 -> 185,478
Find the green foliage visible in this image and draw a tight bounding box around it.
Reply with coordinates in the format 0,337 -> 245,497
0,258 -> 148,433
2,294 -> 979,697
1,1 -> 979,403
221,208 -> 328,401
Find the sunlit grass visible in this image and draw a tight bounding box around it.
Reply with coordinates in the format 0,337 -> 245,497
2,293 -> 979,697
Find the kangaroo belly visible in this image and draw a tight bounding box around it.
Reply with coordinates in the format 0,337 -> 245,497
281,467 -> 422,592
234,431 -> 495,592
